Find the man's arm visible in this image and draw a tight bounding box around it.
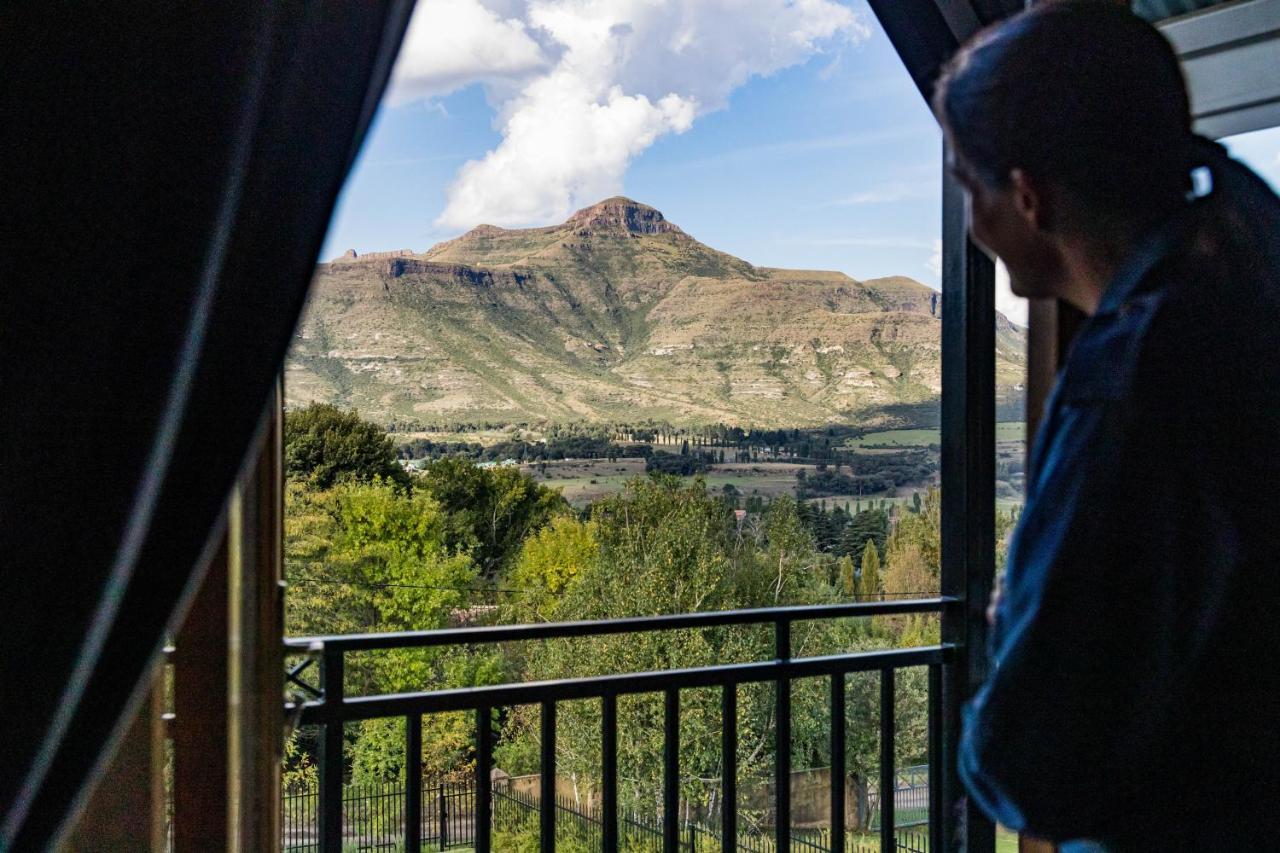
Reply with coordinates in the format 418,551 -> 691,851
960,314 -> 1194,840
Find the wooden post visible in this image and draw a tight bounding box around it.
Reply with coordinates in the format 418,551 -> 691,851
173,536 -> 231,851
227,383 -> 285,851
61,667 -> 166,851
171,383 -> 284,852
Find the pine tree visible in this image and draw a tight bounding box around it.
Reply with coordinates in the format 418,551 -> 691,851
860,539 -> 882,600
839,555 -> 857,597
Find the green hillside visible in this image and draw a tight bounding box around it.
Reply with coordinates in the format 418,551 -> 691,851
287,197 -> 1026,427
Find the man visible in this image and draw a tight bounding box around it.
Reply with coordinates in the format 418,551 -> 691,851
934,3 -> 1280,850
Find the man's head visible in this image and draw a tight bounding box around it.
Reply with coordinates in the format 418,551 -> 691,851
934,2 -> 1194,302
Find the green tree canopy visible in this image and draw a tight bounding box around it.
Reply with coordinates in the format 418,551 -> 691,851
508,515 -> 600,620
284,478 -> 502,783
284,403 -> 408,489
495,478 -> 898,825
415,457 -> 567,578
859,539 -> 881,599
842,508 -> 889,563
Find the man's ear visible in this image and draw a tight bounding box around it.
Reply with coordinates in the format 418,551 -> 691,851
1008,168 -> 1046,231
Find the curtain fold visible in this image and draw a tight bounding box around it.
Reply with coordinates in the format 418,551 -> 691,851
0,1 -> 414,846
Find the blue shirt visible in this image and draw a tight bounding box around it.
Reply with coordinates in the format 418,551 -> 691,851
959,141 -> 1280,850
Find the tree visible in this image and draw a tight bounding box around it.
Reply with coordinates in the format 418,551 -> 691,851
887,486 -> 941,575
507,515 -> 599,620
838,555 -> 857,597
494,478 -> 883,828
859,539 -> 882,600
284,403 -> 409,489
841,509 -> 888,562
283,478 -> 498,782
884,543 -> 932,599
416,457 -> 567,578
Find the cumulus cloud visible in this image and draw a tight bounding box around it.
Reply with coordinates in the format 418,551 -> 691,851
387,0 -> 549,104
387,0 -> 870,229
995,260 -> 1029,326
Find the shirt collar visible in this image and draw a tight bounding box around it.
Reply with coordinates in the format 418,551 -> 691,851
1095,149 -> 1219,317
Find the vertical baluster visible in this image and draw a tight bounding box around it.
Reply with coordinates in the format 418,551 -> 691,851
319,649 -> 344,853
830,673 -> 846,853
722,682 -> 737,851
438,783 -> 447,851
879,668 -> 896,853
404,714 -> 422,853
541,701 -> 557,851
928,665 -> 941,853
775,619 -> 791,851
476,705 -> 493,853
602,693 -> 618,852
664,688 -> 680,852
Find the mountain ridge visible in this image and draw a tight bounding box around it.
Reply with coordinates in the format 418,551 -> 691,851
290,198 -> 1025,427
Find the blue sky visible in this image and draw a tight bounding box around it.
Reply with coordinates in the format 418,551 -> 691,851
320,0 -> 1280,327
321,0 -> 945,289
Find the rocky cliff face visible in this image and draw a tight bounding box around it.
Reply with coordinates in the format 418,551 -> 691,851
566,196 -> 684,236
288,198 -> 1025,426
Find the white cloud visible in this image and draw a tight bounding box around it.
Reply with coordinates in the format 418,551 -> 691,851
995,260 -> 1028,326
926,238 -> 942,277
387,0 -> 549,104
387,0 -> 871,229
806,236 -> 934,249
837,178 -> 936,205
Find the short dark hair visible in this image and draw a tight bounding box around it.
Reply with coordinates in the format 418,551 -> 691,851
935,2 -> 1194,227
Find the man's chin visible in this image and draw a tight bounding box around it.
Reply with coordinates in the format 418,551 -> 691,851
1008,274 -> 1046,301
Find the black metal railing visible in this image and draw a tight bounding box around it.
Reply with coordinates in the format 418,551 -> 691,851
282,772 -> 935,851
285,597 -> 953,852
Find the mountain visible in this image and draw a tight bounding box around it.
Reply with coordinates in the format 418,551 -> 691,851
287,197 -> 1026,427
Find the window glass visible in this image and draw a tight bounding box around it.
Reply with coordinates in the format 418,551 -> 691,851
281,2 -> 995,848
994,260 -> 1027,579
1132,0 -> 1238,22
1221,125 -> 1280,194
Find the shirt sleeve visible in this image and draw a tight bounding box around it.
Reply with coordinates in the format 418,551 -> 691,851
959,295 -> 1196,840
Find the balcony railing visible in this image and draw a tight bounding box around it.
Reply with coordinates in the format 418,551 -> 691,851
285,597 -> 954,853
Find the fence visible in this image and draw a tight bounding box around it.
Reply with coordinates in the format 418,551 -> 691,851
283,780 -> 475,852
867,764 -> 929,831
282,775 -> 932,852
287,597 -> 950,852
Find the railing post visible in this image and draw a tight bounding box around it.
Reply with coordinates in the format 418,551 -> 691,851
831,672 -> 846,853
664,688 -> 681,852
405,715 -> 422,853
541,701 -> 556,852
721,682 -> 737,850
774,618 -> 791,850
476,706 -> 493,853
928,664 -> 942,853
880,667 -> 896,853
602,693 -> 618,852
319,648 -> 344,853
438,783 -> 447,851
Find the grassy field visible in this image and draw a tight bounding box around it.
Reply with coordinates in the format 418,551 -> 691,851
847,421 -> 1025,450
524,458 -> 956,511
524,458 -> 814,506
392,428 -> 535,445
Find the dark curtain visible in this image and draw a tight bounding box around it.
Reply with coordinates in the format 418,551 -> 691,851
0,1 -> 413,847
